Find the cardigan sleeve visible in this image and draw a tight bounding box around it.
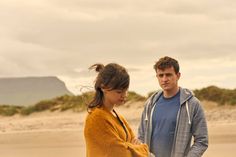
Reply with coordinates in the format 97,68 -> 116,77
85,114 -> 148,157
120,115 -> 149,157
120,115 -> 136,139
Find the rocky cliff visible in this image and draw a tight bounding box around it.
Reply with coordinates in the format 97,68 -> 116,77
0,76 -> 73,106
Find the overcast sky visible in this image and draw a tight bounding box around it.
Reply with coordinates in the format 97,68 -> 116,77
1,0 -> 236,95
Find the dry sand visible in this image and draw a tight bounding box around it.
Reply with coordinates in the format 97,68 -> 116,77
1,101 -> 236,157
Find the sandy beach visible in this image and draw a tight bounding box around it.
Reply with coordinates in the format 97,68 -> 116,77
1,101 -> 236,157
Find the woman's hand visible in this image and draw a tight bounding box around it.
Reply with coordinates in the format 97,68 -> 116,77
131,138 -> 142,145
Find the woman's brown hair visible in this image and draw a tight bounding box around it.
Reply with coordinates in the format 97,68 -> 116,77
88,63 -> 129,111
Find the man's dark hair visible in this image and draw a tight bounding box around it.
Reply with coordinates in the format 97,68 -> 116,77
153,56 -> 180,73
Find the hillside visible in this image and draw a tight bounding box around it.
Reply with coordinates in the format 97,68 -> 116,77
0,85 -> 235,116
0,91 -> 144,116
0,76 -> 73,106
193,86 -> 236,106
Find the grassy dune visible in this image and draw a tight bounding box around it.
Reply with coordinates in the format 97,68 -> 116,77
0,91 -> 145,116
0,86 -> 235,116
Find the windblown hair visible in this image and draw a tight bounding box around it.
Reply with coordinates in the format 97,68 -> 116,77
88,63 -> 130,112
153,56 -> 180,74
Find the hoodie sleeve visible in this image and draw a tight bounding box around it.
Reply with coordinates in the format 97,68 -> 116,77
138,105 -> 147,143
138,92 -> 156,144
187,98 -> 208,157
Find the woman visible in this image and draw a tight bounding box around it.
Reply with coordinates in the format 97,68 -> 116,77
84,63 -> 149,157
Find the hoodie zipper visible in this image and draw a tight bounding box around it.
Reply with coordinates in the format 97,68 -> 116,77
170,100 -> 191,157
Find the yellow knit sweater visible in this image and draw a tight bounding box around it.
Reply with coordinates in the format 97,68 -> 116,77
84,107 -> 148,157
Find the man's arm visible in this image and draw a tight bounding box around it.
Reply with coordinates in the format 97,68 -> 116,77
187,99 -> 208,157
138,105 -> 147,143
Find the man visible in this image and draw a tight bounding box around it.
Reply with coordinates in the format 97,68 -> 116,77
138,56 -> 208,157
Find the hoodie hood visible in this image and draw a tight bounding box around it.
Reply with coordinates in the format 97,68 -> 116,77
146,87 -> 194,126
179,87 -> 194,105
150,87 -> 193,107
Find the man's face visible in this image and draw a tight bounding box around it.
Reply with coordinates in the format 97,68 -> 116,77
156,66 -> 180,92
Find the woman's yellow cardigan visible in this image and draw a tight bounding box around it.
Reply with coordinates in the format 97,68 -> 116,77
84,107 -> 148,157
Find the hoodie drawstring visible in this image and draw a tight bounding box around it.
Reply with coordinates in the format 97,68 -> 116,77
186,101 -> 191,124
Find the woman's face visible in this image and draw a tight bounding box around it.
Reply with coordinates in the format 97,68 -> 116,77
103,88 -> 128,106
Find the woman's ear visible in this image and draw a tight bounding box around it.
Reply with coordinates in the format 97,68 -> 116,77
101,87 -> 107,93
101,84 -> 108,93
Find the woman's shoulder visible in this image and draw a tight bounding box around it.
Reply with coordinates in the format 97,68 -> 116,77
85,108 -> 116,131
86,107 -> 110,121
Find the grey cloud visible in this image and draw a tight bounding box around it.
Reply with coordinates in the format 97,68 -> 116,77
127,68 -> 141,72
0,0 -> 236,92
47,0 -> 236,20
2,1 -> 236,60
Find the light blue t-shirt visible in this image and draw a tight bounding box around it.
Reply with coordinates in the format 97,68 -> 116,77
150,91 -> 180,157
